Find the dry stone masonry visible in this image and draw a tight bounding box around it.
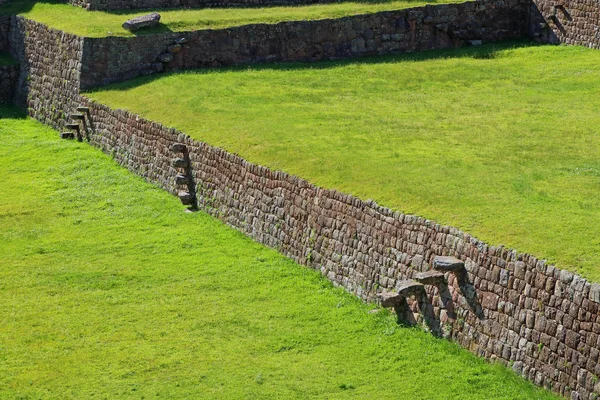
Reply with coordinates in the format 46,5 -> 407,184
3,0 -> 600,397
529,0 -> 600,48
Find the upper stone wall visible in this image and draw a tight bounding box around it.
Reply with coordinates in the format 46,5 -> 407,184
529,0 -> 600,48
9,17 -> 83,126
80,0 -> 528,89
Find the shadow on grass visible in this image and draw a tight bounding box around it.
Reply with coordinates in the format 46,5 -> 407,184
0,0 -> 36,15
87,40 -> 541,93
0,104 -> 27,119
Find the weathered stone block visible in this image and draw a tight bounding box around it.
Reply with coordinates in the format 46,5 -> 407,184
122,13 -> 161,32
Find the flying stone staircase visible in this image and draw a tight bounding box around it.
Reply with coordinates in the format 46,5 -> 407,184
378,255 -> 466,329
60,107 -> 91,141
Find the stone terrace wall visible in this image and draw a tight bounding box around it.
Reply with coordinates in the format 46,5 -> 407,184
529,0 -> 600,48
80,0 -> 528,89
9,17 -> 83,125
11,12 -> 600,400
76,96 -> 600,400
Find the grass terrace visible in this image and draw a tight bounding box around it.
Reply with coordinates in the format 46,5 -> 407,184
87,43 -> 600,282
0,105 -> 558,398
0,0 -> 462,37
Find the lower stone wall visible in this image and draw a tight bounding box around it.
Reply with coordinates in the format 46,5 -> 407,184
80,0 -> 528,89
75,95 -> 600,400
0,63 -> 18,103
529,0 -> 600,48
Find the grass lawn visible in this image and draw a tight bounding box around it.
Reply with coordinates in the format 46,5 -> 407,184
0,105 -> 559,398
0,0 -> 461,38
87,42 -> 600,282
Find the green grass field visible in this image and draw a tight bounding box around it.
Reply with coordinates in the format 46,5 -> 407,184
87,42 -> 600,282
0,0 -> 461,37
0,105 -> 558,398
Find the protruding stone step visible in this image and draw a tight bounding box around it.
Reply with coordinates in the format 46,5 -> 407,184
171,143 -> 187,153
65,123 -> 80,131
70,113 -> 85,121
175,174 -> 188,185
77,107 -> 90,113
178,191 -> 193,205
396,279 -> 425,296
433,256 -> 465,273
172,158 -> 188,168
60,132 -> 75,139
378,280 -> 424,307
378,291 -> 404,308
414,270 -> 446,285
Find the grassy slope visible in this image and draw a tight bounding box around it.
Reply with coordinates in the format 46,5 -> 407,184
1,0 -> 461,38
87,43 -> 600,282
0,106 -> 559,399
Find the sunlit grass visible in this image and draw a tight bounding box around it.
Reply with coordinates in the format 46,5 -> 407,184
88,42 -> 600,281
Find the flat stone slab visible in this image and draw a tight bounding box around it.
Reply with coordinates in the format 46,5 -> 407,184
396,279 -> 424,295
414,270 -> 446,285
378,291 -> 404,308
178,191 -> 193,205
378,280 -> 425,307
433,256 -> 465,273
122,13 -> 161,32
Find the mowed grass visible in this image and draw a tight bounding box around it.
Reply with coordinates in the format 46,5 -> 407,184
0,106 -> 559,398
0,0 -> 461,38
87,43 -> 600,282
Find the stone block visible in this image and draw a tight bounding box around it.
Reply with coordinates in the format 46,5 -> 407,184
433,255 -> 465,273
122,13 -> 161,32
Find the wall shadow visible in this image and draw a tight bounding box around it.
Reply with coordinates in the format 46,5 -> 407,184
87,40 -> 539,93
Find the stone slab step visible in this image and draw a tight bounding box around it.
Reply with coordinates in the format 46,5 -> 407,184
171,143 -> 187,153
70,113 -> 85,120
65,123 -> 80,130
378,279 -> 424,307
172,158 -> 188,168
414,270 -> 446,285
433,256 -> 465,273
60,132 -> 75,139
178,191 -> 193,205
175,174 -> 188,185
77,107 -> 89,113
396,279 -> 424,296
